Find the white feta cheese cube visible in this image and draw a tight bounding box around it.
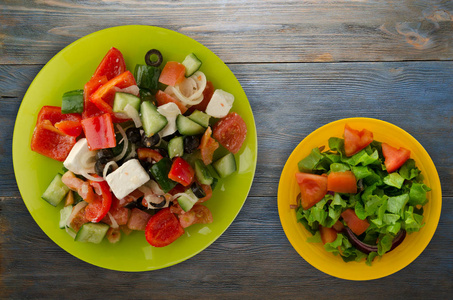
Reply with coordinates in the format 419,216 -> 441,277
157,102 -> 181,137
205,89 -> 234,118
106,159 -> 150,199
63,138 -> 97,175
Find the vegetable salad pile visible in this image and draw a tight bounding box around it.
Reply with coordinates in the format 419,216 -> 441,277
293,124 -> 430,265
31,47 -> 247,247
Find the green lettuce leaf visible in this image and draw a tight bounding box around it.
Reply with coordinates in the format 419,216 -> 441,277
383,172 -> 405,189
409,183 -> 431,206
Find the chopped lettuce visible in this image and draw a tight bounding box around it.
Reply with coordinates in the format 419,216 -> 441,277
296,136 -> 430,265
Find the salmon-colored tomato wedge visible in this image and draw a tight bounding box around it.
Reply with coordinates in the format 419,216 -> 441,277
344,124 -> 374,157
145,208 -> 184,247
158,61 -> 186,86
320,225 -> 338,244
61,171 -> 95,203
295,173 -> 328,210
212,112 -> 247,154
382,143 -> 411,173
327,171 -> 357,194
155,90 -> 188,114
341,208 -> 370,236
198,127 -> 219,165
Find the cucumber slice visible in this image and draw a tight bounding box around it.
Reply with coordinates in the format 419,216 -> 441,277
213,153 -> 237,178
188,110 -> 210,128
61,89 -> 84,114
41,173 -> 70,206
59,205 -> 73,229
140,101 -> 168,137
113,92 -> 141,113
168,136 -> 184,159
134,64 -> 161,91
176,115 -> 205,136
194,159 -> 214,185
177,188 -> 199,212
182,53 -> 202,77
75,223 -> 109,244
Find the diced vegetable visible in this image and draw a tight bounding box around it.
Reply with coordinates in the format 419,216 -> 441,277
188,110 -> 210,128
212,112 -> 247,154
212,152 -> 237,178
75,223 -> 110,244
181,53 -> 202,77
176,115 -> 205,136
168,157 -> 195,187
158,61 -> 186,86
145,208 -> 184,247
134,64 -> 161,91
149,158 -> 178,193
41,173 -> 70,206
295,172 -> 328,210
341,208 -> 370,236
194,159 -> 214,185
382,143 -> 411,173
168,136 -> 184,159
140,101 -> 168,137
113,92 -> 141,114
343,124 -> 373,157
61,89 -> 84,114
327,171 -> 357,194
81,113 -> 116,150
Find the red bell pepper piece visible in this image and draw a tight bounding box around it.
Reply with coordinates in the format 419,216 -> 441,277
85,179 -> 113,223
82,75 -> 108,119
55,120 -> 82,137
168,157 -> 195,187
31,120 -> 77,161
36,105 -> 81,125
89,71 -> 136,118
81,113 -> 116,150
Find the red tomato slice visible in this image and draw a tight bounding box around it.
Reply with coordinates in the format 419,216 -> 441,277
92,47 -> 126,80
30,120 -> 77,161
332,220 -> 345,232
327,171 -> 357,194
341,208 -> 370,236
320,225 -> 338,244
158,61 -> 186,86
36,105 -> 82,126
54,120 -> 82,137
83,75 -> 108,119
198,127 -> 219,165
81,113 -> 116,150
145,208 -> 185,247
168,157 -> 195,187
189,81 -> 215,112
212,112 -> 247,154
343,124 -> 374,157
85,180 -> 113,223
178,205 -> 213,228
155,90 -> 188,114
295,172 -> 328,210
382,143 -> 411,173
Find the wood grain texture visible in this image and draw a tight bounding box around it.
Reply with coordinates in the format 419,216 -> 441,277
1,60 -> 452,298
1,0 -> 453,64
1,0 -> 453,298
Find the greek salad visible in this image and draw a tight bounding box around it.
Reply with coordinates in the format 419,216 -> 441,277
292,124 -> 430,265
31,47 -> 247,247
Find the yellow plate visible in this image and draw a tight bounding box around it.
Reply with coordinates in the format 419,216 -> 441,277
277,117 -> 441,280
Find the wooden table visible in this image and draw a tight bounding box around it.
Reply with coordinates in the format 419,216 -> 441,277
1,1 -> 452,298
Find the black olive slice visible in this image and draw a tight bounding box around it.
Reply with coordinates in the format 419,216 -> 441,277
145,49 -> 163,67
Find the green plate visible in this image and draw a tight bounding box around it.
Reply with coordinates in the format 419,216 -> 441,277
12,25 -> 257,271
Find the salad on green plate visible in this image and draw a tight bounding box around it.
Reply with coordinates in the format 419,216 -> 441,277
13,25 -> 257,271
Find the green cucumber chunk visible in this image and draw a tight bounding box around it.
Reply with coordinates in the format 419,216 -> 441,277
61,89 -> 84,114
177,188 -> 199,212
75,223 -> 109,244
113,92 -> 141,113
134,64 -> 161,91
149,157 -> 177,193
59,205 -> 73,229
140,101 -> 168,137
188,110 -> 210,128
176,115 -> 205,136
194,159 -> 214,185
182,53 -> 202,77
213,152 -> 237,178
168,136 -> 184,159
41,173 -> 70,206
